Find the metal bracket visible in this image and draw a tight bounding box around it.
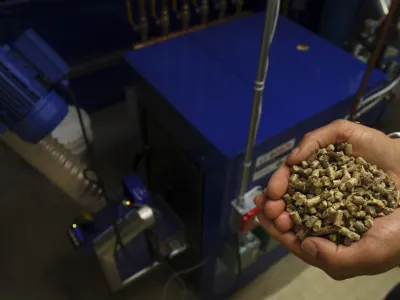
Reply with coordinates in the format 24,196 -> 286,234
93,206 -> 156,291
231,186 -> 262,232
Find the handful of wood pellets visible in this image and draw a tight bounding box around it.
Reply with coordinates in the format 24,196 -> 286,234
285,143 -> 400,246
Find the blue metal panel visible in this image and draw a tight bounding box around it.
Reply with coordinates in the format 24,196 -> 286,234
123,173 -> 152,205
197,159 -> 235,299
188,13 -> 387,126
125,33 -> 293,159
319,0 -> 362,47
127,13 -> 387,159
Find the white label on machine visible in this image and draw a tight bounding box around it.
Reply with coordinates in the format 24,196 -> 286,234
253,155 -> 288,182
255,138 -> 295,168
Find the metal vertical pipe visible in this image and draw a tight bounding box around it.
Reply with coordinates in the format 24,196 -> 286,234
238,0 -> 280,206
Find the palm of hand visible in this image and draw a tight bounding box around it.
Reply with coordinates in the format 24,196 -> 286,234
255,120 -> 400,280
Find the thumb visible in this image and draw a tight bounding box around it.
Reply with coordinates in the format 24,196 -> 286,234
301,237 -> 338,263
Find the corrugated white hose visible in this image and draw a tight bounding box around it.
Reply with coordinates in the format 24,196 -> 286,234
238,0 -> 281,207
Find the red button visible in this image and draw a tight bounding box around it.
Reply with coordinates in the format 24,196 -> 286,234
240,207 -> 260,232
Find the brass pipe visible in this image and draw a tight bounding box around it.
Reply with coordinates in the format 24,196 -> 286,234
200,0 -> 209,24
172,0 -> 178,12
183,0 -> 189,8
235,0 -> 243,14
125,0 -> 135,29
182,0 -> 190,29
150,0 -> 157,18
219,0 -> 227,19
160,0 -> 170,36
133,12 -> 250,50
138,0 -> 146,17
138,0 -> 149,42
349,0 -> 399,120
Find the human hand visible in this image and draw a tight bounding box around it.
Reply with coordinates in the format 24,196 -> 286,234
254,119 -> 400,280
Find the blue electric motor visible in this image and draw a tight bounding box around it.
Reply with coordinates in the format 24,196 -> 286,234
0,29 -> 69,143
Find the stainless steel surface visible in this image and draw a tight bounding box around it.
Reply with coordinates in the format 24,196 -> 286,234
167,239 -> 188,259
122,262 -> 160,286
220,231 -> 260,274
93,205 -> 156,291
238,0 -> 280,206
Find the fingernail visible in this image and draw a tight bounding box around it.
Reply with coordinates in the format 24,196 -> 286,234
301,240 -> 318,258
289,147 -> 300,158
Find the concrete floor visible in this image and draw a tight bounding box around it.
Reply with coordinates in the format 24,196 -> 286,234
0,98 -> 399,300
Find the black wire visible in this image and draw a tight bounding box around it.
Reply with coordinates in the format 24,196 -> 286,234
235,233 -> 242,281
132,152 -> 145,171
62,86 -> 126,251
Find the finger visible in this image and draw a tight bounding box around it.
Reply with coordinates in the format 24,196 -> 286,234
274,211 -> 293,232
257,213 -> 317,266
287,120 -> 357,165
267,164 -> 290,200
254,194 -> 266,209
257,213 -> 299,247
264,199 -> 286,219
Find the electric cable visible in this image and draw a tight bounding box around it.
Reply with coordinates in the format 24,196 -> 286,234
360,72 -> 400,106
214,232 -> 242,299
234,232 -> 242,283
62,86 -> 126,252
345,72 -> 400,120
160,259 -> 208,300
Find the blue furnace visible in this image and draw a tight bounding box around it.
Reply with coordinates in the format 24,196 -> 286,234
125,12 -> 387,299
